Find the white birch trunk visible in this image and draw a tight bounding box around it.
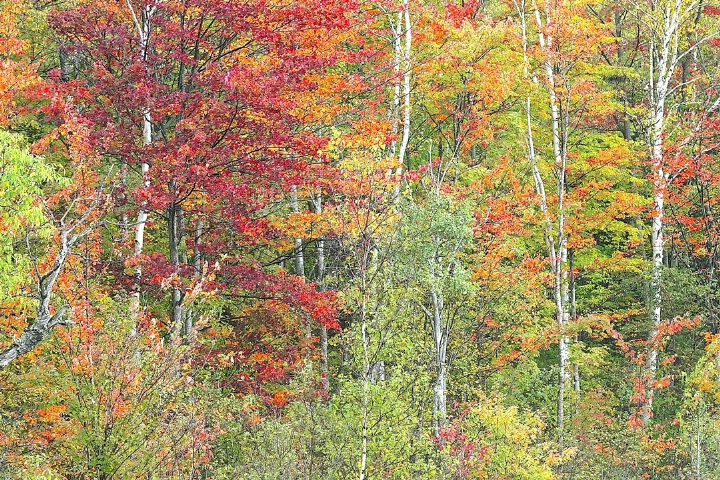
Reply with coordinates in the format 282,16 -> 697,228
393,3 -> 411,198
388,12 -> 401,166
430,288 -> 447,436
388,2 -> 411,199
516,0 -> 571,443
570,250 -> 581,397
132,118 -> 151,314
639,0 -> 720,422
0,232 -> 72,368
168,202 -> 184,332
126,2 -> 155,316
0,188 -> 107,368
642,0 -> 680,423
535,0 -> 572,444
645,100 -> 665,422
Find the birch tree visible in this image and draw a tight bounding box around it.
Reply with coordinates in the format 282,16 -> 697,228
388,0 -> 412,199
514,0 -> 572,444
633,0 -> 720,423
125,0 -> 154,317
401,197 -> 475,436
0,131 -> 108,369
513,0 -> 614,444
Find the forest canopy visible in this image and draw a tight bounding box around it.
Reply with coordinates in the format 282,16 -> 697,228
2,0 -> 720,478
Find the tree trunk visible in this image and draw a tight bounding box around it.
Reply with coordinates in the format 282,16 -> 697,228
394,2 -> 411,197
359,250 -> 371,480
642,1 -> 678,419
431,287 -> 447,437
434,364 -> 447,436
58,42 -> 71,82
388,1 -> 411,199
183,218 -> 203,337
132,135 -> 150,314
127,2 -> 155,317
168,201 -> 185,332
311,193 -> 329,392
570,249 -> 581,398
0,307 -> 67,368
291,185 -> 305,279
0,223 -> 95,368
524,0 -> 571,444
644,123 -> 664,423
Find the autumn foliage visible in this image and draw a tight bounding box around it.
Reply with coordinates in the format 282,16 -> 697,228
4,0 -> 720,478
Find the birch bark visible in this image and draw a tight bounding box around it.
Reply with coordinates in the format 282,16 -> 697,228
0,233 -> 72,368
641,0 -> 680,424
515,0 -> 571,444
126,1 -> 155,316
168,201 -> 185,331
388,1 -> 411,199
182,218 -> 203,337
0,185 -> 108,368
430,286 -> 448,436
636,0 -> 720,422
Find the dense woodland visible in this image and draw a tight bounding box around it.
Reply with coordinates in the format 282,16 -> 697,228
5,0 -> 720,478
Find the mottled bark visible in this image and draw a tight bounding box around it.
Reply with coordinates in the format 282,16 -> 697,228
1,206 -> 104,369
515,0 -> 571,443
168,202 -> 185,332
642,0 -> 678,423
388,0 -> 411,199
311,193 -> 329,391
127,2 -> 155,315
183,218 -> 203,337
291,185 -> 305,279
430,288 -> 447,436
